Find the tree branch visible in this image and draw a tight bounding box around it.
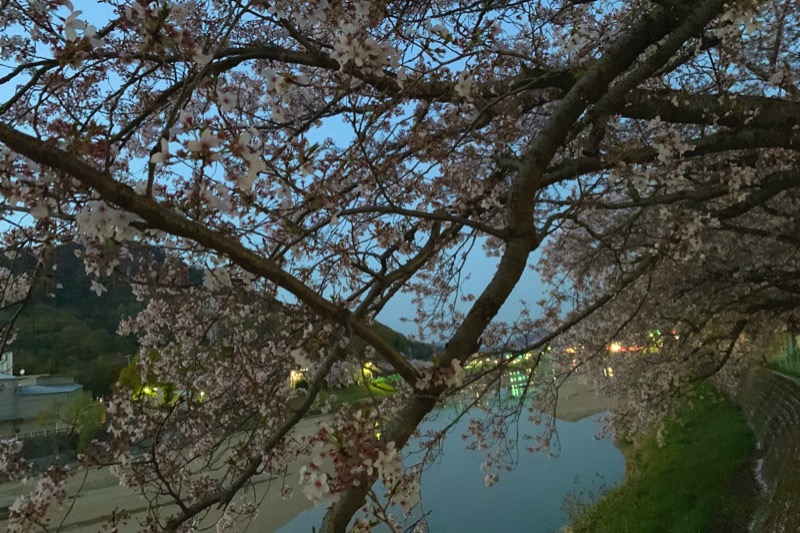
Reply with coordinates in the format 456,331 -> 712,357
0,122 -> 419,386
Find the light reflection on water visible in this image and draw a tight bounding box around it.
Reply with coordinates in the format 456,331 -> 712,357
279,412 -> 623,532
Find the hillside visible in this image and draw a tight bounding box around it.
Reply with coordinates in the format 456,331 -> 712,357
5,245 -> 141,396
3,246 -> 432,396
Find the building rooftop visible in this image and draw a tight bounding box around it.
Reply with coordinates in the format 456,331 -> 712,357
17,384 -> 83,396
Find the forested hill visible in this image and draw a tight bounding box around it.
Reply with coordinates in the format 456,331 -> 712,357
7,245 -> 143,397
5,246 -> 432,396
364,321 -> 434,361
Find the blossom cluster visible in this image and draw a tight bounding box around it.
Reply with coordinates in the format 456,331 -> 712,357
0,268 -> 30,307
299,403 -> 420,516
331,24 -> 400,75
413,358 -> 465,391
0,438 -> 26,481
8,466 -> 69,533
75,201 -> 143,243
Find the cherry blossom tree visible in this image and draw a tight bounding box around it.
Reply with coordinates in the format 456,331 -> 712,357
1,0 -> 799,531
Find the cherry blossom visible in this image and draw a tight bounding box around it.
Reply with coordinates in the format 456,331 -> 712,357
303,473 -> 334,505
217,90 -> 238,113
90,280 -> 107,297
187,129 -> 222,156
149,138 -> 170,165
1,0 -> 799,530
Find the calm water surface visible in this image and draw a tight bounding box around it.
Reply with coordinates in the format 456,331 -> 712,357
280,411 -> 623,532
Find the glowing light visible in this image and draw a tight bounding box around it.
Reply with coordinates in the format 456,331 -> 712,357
361,363 -> 374,381
609,342 -> 623,353
289,369 -> 307,388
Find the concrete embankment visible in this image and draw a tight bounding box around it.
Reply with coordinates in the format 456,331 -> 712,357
733,368 -> 800,532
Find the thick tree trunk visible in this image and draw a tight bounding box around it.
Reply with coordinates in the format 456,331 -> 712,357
319,394 -> 438,532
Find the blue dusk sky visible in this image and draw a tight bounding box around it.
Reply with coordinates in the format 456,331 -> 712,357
376,247 -> 548,337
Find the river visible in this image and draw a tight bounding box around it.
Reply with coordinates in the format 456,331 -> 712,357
280,410 -> 623,532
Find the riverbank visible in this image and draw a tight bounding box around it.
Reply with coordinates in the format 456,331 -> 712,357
569,383 -> 757,532
553,376 -> 614,422
0,378 -> 611,531
0,415 -> 326,532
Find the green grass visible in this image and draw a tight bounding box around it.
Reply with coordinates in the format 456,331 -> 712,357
571,384 -> 756,533
287,382 -> 397,414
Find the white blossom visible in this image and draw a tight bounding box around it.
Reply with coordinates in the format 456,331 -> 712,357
150,138 -> 170,164
64,10 -> 85,42
90,280 -> 107,297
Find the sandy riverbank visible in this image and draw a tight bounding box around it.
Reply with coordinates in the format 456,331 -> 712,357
553,377 -> 614,422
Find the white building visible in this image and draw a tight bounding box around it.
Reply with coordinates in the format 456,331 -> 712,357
0,373 -> 83,437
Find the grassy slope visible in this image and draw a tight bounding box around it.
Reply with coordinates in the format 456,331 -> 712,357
287,382 -> 397,415
571,384 -> 756,533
